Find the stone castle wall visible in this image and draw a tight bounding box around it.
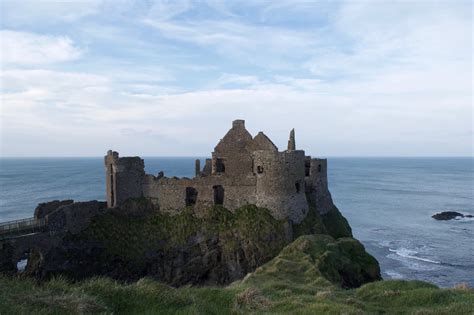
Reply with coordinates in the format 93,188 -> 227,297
142,174 -> 257,215
253,150 -> 309,223
104,120 -> 333,224
306,158 -> 333,214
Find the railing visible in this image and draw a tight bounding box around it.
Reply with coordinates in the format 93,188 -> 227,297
0,217 -> 47,238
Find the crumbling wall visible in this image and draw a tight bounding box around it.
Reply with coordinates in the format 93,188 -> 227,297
143,175 -> 257,214
202,159 -> 212,176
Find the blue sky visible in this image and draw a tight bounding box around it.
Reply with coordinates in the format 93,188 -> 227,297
0,0 -> 472,157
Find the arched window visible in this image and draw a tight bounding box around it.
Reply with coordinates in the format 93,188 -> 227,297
318,164 -> 322,173
257,166 -> 264,174
295,182 -> 301,193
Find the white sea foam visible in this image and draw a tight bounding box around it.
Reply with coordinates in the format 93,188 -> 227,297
389,248 -> 440,264
455,216 -> 474,222
377,240 -> 391,247
385,270 -> 404,279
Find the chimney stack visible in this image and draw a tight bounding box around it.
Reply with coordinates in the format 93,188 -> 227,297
232,119 -> 245,128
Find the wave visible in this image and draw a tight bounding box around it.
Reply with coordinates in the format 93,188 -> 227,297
454,216 -> 474,222
389,248 -> 441,264
385,270 -> 404,279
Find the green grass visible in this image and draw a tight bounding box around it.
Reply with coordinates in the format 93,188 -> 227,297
2,235 -> 472,314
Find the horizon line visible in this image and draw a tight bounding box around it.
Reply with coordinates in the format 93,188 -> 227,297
1,155 -> 473,159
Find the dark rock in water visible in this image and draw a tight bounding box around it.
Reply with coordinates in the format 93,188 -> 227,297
432,211 -> 465,220
465,215 -> 473,218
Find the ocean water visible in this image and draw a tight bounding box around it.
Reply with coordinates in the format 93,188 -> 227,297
0,157 -> 472,288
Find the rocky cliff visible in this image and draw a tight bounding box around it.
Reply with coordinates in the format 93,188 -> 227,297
0,195 -> 380,288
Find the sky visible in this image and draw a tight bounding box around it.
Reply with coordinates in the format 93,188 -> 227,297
0,0 -> 472,157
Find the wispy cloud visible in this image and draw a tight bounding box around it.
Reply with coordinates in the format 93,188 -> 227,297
142,18 -> 319,70
1,31 -> 84,65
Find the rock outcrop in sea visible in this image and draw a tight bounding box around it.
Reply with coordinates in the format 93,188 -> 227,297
432,211 -> 473,220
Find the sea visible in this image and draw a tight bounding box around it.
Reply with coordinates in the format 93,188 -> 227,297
0,157 -> 472,288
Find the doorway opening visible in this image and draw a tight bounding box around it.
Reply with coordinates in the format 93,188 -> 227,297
213,185 -> 224,205
185,187 -> 198,206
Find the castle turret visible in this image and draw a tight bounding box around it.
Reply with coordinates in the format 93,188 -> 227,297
253,149 -> 308,223
104,150 -> 145,207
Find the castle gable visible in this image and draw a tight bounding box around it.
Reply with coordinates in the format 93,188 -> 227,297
247,132 -> 278,152
214,119 -> 253,153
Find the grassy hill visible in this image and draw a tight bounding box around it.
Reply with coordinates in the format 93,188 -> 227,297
1,234 -> 472,314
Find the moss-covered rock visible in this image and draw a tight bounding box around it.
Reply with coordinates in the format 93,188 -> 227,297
57,202 -> 289,285
8,196 -> 374,289
241,234 -> 380,289
321,206 -> 353,239
293,193 -> 352,239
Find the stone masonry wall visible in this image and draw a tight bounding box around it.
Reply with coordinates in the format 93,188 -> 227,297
143,175 -> 257,215
307,158 -> 333,215
253,150 -> 309,223
105,151 -> 145,207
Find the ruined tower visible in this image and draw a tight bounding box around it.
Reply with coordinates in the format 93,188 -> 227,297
104,150 -> 145,208
253,127 -> 309,223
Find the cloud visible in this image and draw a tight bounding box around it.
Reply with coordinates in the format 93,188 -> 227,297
1,66 -> 471,157
0,1 -> 471,156
1,0 -> 101,25
213,74 -> 261,88
1,31 -> 84,65
147,0 -> 193,21
306,1 -> 472,79
143,18 -> 318,69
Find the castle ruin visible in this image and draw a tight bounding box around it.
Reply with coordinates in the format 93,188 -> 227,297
104,120 -> 333,224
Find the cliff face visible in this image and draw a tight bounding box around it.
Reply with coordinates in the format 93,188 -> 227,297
0,195 -> 380,288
